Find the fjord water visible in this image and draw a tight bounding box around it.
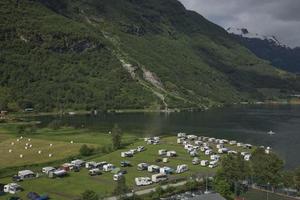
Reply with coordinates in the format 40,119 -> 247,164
38,105 -> 300,169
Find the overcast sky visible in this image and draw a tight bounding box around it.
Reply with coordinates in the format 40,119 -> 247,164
179,0 -> 300,48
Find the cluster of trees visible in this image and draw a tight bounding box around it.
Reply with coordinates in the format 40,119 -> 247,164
213,148 -> 300,199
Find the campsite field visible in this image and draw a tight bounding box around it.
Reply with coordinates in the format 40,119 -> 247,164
0,134 -> 253,200
0,124 -> 137,169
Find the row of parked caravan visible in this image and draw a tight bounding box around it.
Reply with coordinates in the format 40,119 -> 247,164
135,163 -> 188,186
177,132 -> 255,168
121,146 -> 146,158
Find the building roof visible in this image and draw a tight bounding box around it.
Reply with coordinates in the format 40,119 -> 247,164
190,193 -> 226,200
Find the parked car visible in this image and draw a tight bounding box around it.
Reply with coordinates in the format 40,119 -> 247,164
120,161 -> 131,167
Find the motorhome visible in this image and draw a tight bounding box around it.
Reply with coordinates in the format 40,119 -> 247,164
152,174 -> 168,183
137,163 -> 148,171
176,164 -> 188,174
89,168 -> 102,176
209,160 -> 218,168
103,164 -> 115,172
201,160 -> 209,167
42,167 -> 55,175
135,177 -> 152,186
148,165 -> 160,173
137,146 -> 145,152
244,154 -> 251,161
210,154 -> 220,161
192,157 -> 200,165
166,151 -> 177,157
71,159 -> 85,167
3,183 -> 22,194
18,170 -> 35,180
205,149 -> 213,155
113,173 -> 123,181
159,167 -> 174,175
158,149 -> 167,156
218,148 -> 229,154
121,151 -> 133,158
177,132 -> 186,138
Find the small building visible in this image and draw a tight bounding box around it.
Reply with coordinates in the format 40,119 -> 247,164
3,183 -> 22,194
18,170 -> 35,180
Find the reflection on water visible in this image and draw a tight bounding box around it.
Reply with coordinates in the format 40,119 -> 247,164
35,105 -> 300,169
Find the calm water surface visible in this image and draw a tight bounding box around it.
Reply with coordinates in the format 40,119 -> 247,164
36,105 -> 300,169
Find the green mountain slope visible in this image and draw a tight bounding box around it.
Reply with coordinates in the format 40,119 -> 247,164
0,0 -> 299,112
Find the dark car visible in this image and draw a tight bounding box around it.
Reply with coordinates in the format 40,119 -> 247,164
12,175 -> 22,182
27,192 -> 49,200
119,170 -> 127,175
120,161 -> 131,167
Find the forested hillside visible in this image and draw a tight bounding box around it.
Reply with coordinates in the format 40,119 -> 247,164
0,0 -> 299,112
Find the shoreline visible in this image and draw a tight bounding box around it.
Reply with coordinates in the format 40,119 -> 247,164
4,101 -> 300,118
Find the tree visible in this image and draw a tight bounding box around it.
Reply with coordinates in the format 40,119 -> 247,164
111,124 -> 122,150
79,144 -> 94,156
216,154 -> 250,196
113,176 -> 129,198
213,178 -> 232,199
251,148 -> 284,188
81,190 -> 98,200
294,168 -> 300,191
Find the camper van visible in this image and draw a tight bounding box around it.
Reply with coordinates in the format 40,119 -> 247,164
17,170 -> 35,180
192,157 -> 200,165
209,160 -> 218,168
121,151 -> 133,158
158,149 -> 167,156
159,167 -> 174,175
113,173 -> 123,181
201,160 -> 209,167
166,151 -> 177,157
205,149 -> 213,155
42,167 -> 55,175
176,164 -> 188,174
103,164 -> 115,172
148,165 -> 160,173
137,163 -> 148,171
135,177 -> 152,186
89,168 -> 102,176
210,154 -> 220,161
3,183 -> 22,194
152,174 -> 168,183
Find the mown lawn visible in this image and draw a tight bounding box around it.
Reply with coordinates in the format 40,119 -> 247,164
0,136 -> 251,200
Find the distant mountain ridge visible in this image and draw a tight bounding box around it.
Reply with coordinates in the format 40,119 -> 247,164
0,0 -> 300,112
227,27 -> 300,73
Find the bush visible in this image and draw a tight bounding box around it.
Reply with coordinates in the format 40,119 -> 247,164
79,145 -> 94,156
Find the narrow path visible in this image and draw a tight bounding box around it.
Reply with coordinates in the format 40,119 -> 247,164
104,180 -> 187,200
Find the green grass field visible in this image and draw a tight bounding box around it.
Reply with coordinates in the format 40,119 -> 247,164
0,134 -> 252,200
0,124 -> 137,169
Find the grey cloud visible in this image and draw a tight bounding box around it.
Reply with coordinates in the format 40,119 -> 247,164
179,0 -> 300,47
